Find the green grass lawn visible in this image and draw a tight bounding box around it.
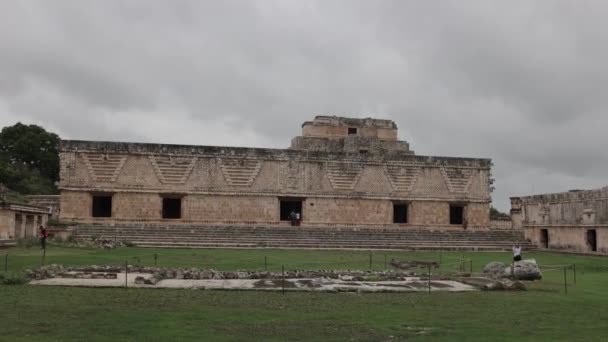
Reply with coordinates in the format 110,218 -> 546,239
1,245 -> 607,341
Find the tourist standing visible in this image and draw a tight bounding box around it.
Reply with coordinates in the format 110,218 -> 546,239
289,210 -> 297,226
512,244 -> 522,262
38,225 -> 49,250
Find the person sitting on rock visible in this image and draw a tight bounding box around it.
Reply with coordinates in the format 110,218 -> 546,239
512,244 -> 522,262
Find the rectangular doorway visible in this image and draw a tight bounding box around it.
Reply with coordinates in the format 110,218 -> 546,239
393,203 -> 408,224
540,229 -> 549,248
15,214 -> 23,239
25,215 -> 34,238
162,197 -> 182,219
449,205 -> 464,225
92,195 -> 113,218
586,229 -> 597,252
280,199 -> 303,221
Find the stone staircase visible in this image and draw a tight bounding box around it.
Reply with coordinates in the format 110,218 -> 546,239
71,224 -> 535,251
0,239 -> 17,248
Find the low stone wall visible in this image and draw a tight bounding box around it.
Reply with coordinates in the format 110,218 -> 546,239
26,264 -> 425,282
490,219 -> 512,230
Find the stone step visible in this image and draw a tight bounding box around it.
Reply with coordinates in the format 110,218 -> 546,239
129,242 -> 521,251
69,223 -> 532,250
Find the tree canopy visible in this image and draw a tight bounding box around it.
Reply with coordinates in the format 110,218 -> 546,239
0,122 -> 60,195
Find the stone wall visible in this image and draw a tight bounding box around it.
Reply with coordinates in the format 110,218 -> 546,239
0,209 -> 15,239
511,187 -> 608,253
58,122 -> 492,227
25,195 -> 60,219
0,206 -> 49,239
524,225 -> 608,254
490,219 -> 512,230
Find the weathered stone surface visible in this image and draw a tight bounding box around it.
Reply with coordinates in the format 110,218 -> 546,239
482,260 -> 542,281
482,262 -> 507,277
459,277 -> 526,291
390,259 -> 439,270
59,116 -> 493,229
504,259 -> 542,281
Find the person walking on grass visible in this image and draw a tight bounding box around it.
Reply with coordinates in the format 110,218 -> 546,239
38,225 -> 48,250
512,244 -> 522,262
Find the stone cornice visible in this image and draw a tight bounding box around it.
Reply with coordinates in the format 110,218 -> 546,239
58,186 -> 490,203
60,140 -> 492,168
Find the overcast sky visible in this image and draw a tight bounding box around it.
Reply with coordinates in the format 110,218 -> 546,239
1,1 -> 607,211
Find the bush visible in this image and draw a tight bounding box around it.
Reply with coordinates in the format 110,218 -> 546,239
17,238 -> 39,249
1,273 -> 28,285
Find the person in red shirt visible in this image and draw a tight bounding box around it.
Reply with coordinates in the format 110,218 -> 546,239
38,226 -> 49,250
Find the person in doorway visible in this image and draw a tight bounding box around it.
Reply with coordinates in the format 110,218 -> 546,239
38,225 -> 49,250
289,210 -> 297,227
295,212 -> 301,226
512,244 -> 522,262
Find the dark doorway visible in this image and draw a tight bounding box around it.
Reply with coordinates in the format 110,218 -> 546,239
348,127 -> 358,135
25,215 -> 34,238
14,214 -> 23,239
92,195 -> 113,218
540,229 -> 549,248
280,199 -> 303,221
587,229 -> 597,252
393,203 -> 408,224
449,205 -> 464,225
162,198 -> 182,219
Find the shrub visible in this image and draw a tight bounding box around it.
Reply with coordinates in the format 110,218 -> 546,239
1,273 -> 28,285
17,238 -> 38,249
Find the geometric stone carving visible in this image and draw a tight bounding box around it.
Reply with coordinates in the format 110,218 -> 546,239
282,161 -> 302,191
326,162 -> 364,190
441,167 -> 474,193
81,153 -> 127,183
384,164 -> 420,192
219,159 -> 262,187
149,156 -> 197,184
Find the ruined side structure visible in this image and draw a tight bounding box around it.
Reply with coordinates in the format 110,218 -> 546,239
59,116 -> 492,229
511,187 -> 608,253
0,185 -> 50,243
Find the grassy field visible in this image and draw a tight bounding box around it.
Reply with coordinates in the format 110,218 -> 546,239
1,245 -> 607,341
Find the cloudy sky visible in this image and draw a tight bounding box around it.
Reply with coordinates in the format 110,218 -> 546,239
1,0 -> 607,211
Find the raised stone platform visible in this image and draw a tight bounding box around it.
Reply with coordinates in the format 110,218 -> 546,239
70,224 -> 535,251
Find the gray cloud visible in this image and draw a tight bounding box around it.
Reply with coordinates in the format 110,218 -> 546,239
1,0 -> 608,211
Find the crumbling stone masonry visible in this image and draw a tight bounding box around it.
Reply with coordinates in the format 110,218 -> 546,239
511,187 -> 608,253
59,116 -> 493,229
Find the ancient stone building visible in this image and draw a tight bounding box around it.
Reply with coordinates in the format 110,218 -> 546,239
0,186 -> 50,246
511,187 -> 608,253
58,116 -> 493,229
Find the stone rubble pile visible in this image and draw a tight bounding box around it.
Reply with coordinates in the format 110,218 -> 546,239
482,259 -> 542,281
26,265 -> 422,282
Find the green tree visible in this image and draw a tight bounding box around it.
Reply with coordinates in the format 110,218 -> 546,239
0,123 -> 60,194
489,206 -> 509,219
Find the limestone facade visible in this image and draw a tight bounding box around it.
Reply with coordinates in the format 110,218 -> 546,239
59,116 -> 493,229
511,187 -> 608,253
0,204 -> 49,240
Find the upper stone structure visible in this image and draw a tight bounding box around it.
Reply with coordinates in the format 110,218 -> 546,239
290,116 -> 413,155
57,116 -> 492,229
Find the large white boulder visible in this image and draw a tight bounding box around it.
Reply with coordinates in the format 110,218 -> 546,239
504,259 -> 542,280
